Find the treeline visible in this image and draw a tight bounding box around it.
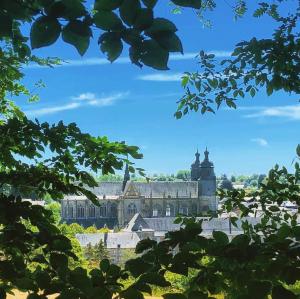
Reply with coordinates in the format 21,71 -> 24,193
97,171 -> 267,186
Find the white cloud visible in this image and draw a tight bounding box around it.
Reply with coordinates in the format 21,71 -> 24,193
26,50 -> 232,69
251,138 -> 268,147
25,102 -> 80,117
244,105 -> 300,120
137,73 -> 183,82
72,92 -> 128,106
25,92 -> 129,117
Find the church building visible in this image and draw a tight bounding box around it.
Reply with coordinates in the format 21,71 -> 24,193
61,149 -> 217,228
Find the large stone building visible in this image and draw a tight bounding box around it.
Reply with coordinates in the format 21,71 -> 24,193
61,149 -> 217,228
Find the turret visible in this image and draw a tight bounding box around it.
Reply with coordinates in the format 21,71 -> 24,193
199,148 -> 217,200
191,150 -> 201,181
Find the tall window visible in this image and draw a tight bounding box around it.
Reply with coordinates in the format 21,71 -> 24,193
68,206 -> 73,218
128,203 -> 137,215
100,205 -> 107,217
152,204 -> 162,217
179,204 -> 188,216
77,205 -> 85,218
166,205 -> 171,217
89,205 -> 96,218
111,203 -> 118,218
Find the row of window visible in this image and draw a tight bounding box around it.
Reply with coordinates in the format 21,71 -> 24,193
127,203 -> 209,217
64,203 -> 210,219
65,204 -> 117,219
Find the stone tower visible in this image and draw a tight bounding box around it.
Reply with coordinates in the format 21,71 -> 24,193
191,150 -> 201,181
199,148 -> 217,210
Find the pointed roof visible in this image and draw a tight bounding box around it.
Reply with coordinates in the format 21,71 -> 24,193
124,213 -> 150,232
201,147 -> 214,168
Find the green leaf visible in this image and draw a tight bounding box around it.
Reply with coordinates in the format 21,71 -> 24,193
212,231 -> 229,246
163,294 -> 187,299
62,20 -> 91,56
142,0 -> 158,8
0,12 -> 12,37
175,111 -> 183,119
181,76 -> 189,87
153,33 -> 183,53
145,18 -> 177,36
121,288 -> 144,299
93,10 -> 122,30
272,285 -> 297,299
125,257 -> 153,277
139,273 -> 171,287
135,238 -> 156,253
46,0 -> 86,19
69,267 -> 92,292
62,0 -> 86,19
140,39 -> 169,70
99,32 -> 123,62
50,252 -> 68,270
122,29 -> 143,46
120,0 -> 141,26
94,0 -> 122,10
134,8 -> 153,30
100,258 -> 110,272
250,87 -> 256,97
171,0 -> 202,9
30,16 -> 61,49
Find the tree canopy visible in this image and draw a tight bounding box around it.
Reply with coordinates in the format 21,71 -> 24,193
0,1 -> 300,299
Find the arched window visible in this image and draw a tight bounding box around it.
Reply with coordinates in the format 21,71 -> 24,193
77,205 -> 85,218
152,204 -> 162,217
89,205 -> 96,218
165,204 -> 174,217
128,203 -> 137,215
63,206 -> 68,218
68,206 -> 73,218
111,203 -> 118,218
100,205 -> 107,217
179,204 -> 188,216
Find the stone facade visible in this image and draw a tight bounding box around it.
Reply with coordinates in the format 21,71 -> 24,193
61,149 -> 217,228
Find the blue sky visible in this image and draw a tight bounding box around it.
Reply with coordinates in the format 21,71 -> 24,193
19,1 -> 299,176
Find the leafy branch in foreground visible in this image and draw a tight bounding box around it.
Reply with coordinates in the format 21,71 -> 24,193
176,2 -> 300,117
0,116 -> 143,203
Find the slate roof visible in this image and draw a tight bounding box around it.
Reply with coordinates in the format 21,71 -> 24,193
143,217 -> 262,233
75,232 -> 141,248
65,181 -> 199,200
128,181 -> 199,198
123,213 -> 150,232
91,182 -> 124,196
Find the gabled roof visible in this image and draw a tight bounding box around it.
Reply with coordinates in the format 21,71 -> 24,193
75,232 -> 141,249
124,213 -> 150,232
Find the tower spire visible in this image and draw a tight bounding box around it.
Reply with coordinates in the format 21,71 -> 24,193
191,149 -> 201,181
204,147 -> 209,161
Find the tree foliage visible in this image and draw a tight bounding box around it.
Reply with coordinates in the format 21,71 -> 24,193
1,1 -> 300,298
175,1 -> 300,117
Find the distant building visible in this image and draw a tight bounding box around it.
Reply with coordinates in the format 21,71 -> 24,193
61,149 -> 217,228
